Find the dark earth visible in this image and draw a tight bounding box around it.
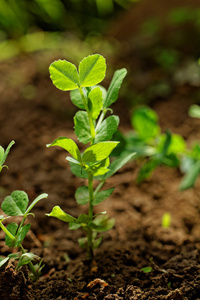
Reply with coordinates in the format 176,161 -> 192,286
1,2 -> 200,299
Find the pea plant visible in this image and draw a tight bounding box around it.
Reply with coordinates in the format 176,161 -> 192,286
114,106 -> 186,184
0,191 -> 48,281
0,142 -> 48,281
47,54 -> 134,260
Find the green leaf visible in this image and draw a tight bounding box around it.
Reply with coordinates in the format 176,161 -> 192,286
95,115 -> 119,143
79,54 -> 106,87
0,140 -> 15,168
0,257 -> 9,268
47,137 -> 81,162
2,191 -> 29,216
93,236 -> 103,249
49,60 -> 79,91
92,215 -> 115,232
70,88 -> 86,109
88,87 -> 103,120
5,223 -> 18,247
180,161 -> 200,190
70,163 -> 88,179
17,252 -> 36,269
103,153 -> 135,180
2,140 -> 15,164
77,214 -> 90,224
46,206 -> 77,223
137,159 -> 159,184
25,193 -> 48,216
141,266 -> 152,273
92,157 -> 110,176
132,106 -> 160,140
82,141 -> 119,163
74,111 -> 91,144
66,157 -> 80,165
189,104 -> 200,119
0,146 -> 4,165
75,186 -> 89,205
157,133 -> 185,155
15,224 -> 31,246
103,68 -> 127,108
93,188 -> 114,205
69,223 -> 81,230
8,252 -> 21,260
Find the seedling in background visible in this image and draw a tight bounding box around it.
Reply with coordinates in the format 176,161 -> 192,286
162,212 -> 171,228
179,105 -> 200,190
0,140 -> 15,172
47,54 -> 134,260
0,190 -> 48,281
114,106 -> 185,184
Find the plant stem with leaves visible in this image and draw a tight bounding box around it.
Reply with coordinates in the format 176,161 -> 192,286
47,54 -> 135,260
0,191 -> 48,281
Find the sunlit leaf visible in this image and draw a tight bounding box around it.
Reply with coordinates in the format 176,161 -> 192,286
49,59 -> 79,91
103,68 -> 127,108
79,54 -> 106,87
47,137 -> 81,162
88,87 -> 103,120
46,206 -> 77,223
82,142 -> 119,163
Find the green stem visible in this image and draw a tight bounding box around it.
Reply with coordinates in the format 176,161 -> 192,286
20,245 -> 38,281
78,87 -> 96,142
0,222 -> 15,241
87,172 -> 94,260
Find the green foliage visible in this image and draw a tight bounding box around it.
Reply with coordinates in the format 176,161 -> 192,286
180,143 -> 200,190
0,190 -> 48,281
47,54 -> 131,260
49,60 -> 79,91
189,104 -> 200,119
115,106 -> 186,184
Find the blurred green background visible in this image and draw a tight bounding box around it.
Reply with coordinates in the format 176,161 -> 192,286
1,0 -> 200,108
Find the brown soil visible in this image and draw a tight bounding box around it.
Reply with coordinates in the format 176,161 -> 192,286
1,8 -> 200,299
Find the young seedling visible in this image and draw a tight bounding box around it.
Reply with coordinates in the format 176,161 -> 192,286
114,106 -> 186,183
0,140 -> 15,172
0,190 -> 48,281
47,54 -> 134,260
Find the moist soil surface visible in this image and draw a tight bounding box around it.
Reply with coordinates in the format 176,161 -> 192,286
1,38 -> 200,299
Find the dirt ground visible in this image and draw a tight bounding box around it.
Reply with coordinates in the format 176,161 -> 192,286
1,6 -> 200,299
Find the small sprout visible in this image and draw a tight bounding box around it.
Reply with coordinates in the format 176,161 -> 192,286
0,140 -> 15,172
0,190 -> 48,281
141,266 -> 152,273
168,282 -> 172,288
162,212 -> 171,228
